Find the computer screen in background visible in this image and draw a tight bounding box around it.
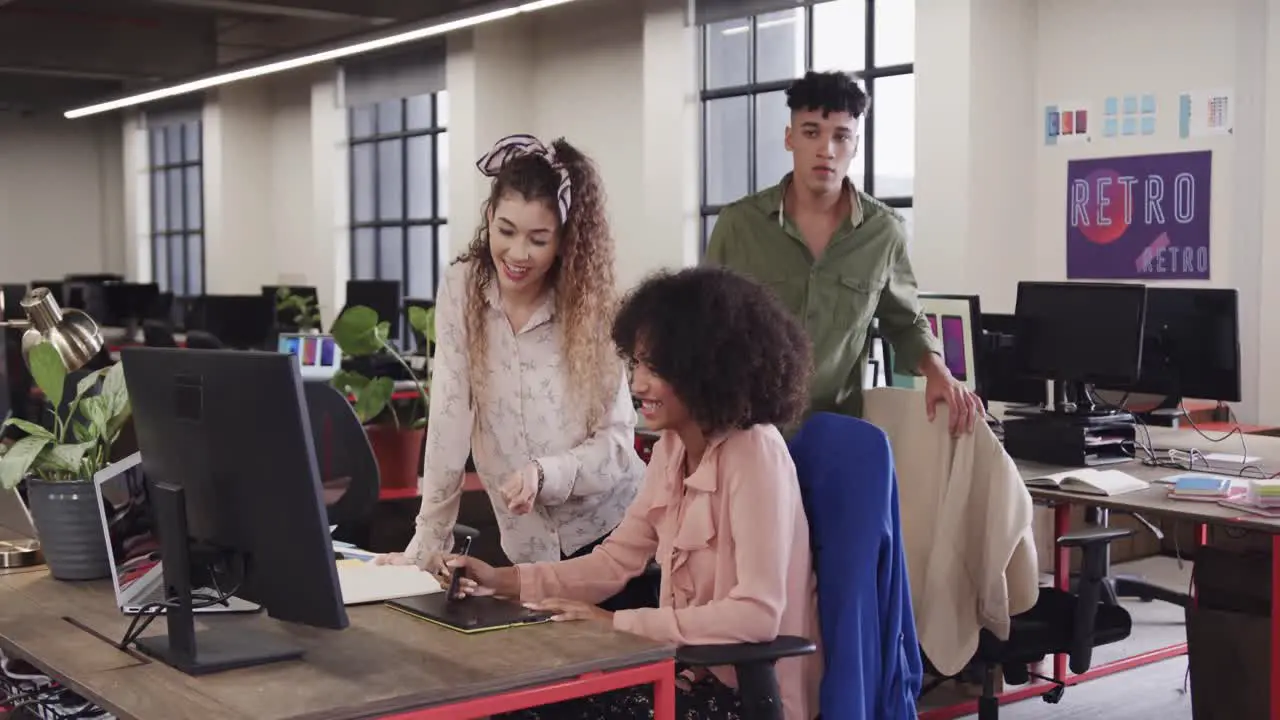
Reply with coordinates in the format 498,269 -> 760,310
278,333 -> 342,381
1122,287 -> 1241,404
888,293 -> 981,394
344,280 -> 401,341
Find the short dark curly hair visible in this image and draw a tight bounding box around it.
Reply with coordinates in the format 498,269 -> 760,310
612,266 -> 812,434
786,70 -> 868,119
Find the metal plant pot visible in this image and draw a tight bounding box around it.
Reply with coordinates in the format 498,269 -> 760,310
24,478 -> 110,581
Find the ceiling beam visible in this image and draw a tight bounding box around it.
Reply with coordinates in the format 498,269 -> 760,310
0,13 -> 214,81
144,0 -> 394,24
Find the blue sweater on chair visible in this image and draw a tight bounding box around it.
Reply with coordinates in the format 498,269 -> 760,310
789,412 -> 922,720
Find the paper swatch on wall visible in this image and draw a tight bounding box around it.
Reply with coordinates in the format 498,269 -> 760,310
1045,102 -> 1091,145
1179,90 -> 1233,138
1103,93 -> 1156,139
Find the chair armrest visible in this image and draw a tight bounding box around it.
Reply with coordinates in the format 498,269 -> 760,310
1057,526 -> 1133,547
676,636 -> 816,667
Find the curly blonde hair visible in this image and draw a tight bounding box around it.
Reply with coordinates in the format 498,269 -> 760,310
455,138 -> 620,427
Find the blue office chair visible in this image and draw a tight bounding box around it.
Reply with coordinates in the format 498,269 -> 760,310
676,413 -> 919,720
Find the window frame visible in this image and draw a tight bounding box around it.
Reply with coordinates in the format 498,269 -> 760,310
148,119 -> 205,297
347,92 -> 448,316
699,0 -> 914,250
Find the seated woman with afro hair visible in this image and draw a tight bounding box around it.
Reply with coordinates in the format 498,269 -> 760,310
446,266 -> 822,720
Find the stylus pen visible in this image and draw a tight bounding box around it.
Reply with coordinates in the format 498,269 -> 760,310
447,535 -> 473,603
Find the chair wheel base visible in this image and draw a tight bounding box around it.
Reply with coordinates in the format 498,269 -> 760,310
1041,684 -> 1065,704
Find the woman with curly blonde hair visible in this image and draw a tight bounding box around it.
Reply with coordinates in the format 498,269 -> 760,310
381,134 -> 649,609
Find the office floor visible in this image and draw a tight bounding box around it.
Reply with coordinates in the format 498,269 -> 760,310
920,555 -> 1194,720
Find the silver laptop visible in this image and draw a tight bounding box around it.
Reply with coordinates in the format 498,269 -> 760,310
93,453 -> 258,616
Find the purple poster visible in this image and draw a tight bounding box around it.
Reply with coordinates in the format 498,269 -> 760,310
1066,150 -> 1212,280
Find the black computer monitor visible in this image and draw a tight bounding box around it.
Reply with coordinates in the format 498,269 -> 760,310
978,313 -> 1047,407
345,280 -> 401,341
103,282 -> 161,329
120,347 -> 348,676
0,285 -> 25,322
1015,281 -> 1147,415
263,285 -> 320,332
195,294 -> 275,350
1126,287 -> 1241,404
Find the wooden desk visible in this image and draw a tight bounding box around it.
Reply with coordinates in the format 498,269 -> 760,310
0,570 -> 675,720
925,426 -> 1280,720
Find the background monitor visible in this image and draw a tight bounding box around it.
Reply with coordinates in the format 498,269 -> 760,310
344,280 -> 401,341
279,333 -> 342,380
193,294 -> 276,350
1014,281 -> 1147,387
978,313 -> 1048,407
888,293 -> 981,394
121,347 -> 348,675
0,285 -> 26,322
103,282 -> 161,328
263,285 -> 320,332
1125,287 -> 1241,403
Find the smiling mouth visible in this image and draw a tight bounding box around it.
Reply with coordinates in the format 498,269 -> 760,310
502,261 -> 531,279
634,399 -> 663,414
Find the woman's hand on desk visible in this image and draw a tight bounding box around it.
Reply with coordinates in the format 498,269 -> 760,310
524,598 -> 613,624
374,551 -> 442,573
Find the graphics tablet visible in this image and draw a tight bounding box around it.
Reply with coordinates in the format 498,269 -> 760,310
386,594 -> 553,634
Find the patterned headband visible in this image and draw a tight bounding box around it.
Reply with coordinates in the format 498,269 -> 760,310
475,134 -> 572,224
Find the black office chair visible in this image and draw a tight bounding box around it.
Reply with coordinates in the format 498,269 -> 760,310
184,330 -> 225,350
304,382 -> 379,530
963,527 -> 1135,719
1075,506 -> 1189,607
142,320 -> 178,348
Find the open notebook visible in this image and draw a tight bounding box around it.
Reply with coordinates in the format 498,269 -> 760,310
1025,468 -> 1149,496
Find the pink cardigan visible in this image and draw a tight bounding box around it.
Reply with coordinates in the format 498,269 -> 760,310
518,424 -> 822,720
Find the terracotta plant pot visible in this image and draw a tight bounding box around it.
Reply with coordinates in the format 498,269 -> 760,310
365,425 -> 426,492
25,478 -> 111,581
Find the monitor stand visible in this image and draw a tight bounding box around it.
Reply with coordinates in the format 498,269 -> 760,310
1040,381 -> 1134,425
133,482 -> 303,676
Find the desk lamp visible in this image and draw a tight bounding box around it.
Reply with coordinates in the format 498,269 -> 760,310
0,287 -> 105,568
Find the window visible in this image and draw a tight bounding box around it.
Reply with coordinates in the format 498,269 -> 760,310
348,92 -> 449,317
149,119 -> 204,296
700,0 -> 916,250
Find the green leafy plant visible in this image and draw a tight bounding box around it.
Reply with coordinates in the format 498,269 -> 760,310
0,343 -> 131,489
330,305 -> 434,428
275,287 -> 322,332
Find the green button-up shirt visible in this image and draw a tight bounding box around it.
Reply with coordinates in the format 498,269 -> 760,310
703,175 -> 940,419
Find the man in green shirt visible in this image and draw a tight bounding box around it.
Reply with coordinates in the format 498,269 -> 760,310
704,70 -> 981,435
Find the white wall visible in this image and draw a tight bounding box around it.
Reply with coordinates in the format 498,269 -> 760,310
918,0 -> 1280,422
0,114 -> 125,283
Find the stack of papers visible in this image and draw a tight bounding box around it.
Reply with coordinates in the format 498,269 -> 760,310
1167,474 -> 1238,502
1247,479 -> 1280,508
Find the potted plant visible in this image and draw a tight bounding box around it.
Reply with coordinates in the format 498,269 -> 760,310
330,305 -> 434,492
274,287 -> 322,333
0,342 -> 130,580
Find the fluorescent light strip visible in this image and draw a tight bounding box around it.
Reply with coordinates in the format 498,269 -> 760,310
721,16 -> 796,35
64,0 -> 582,119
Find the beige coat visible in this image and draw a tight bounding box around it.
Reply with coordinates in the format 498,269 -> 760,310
864,387 -> 1039,677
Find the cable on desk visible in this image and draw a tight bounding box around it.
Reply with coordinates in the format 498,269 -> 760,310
117,562 -> 243,650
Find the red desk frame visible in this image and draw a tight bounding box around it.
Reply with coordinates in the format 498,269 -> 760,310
376,658 -> 677,720
920,501 -> 1280,720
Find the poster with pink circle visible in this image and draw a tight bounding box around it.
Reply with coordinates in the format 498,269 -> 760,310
1065,150 -> 1212,280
